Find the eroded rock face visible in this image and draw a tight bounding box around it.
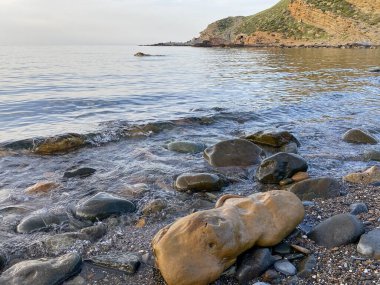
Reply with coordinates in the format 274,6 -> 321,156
175,173 -> 225,192
152,191 -> 304,285
344,166 -> 380,184
342,129 -> 378,144
0,253 -> 82,285
204,139 -> 263,167
245,131 -> 300,148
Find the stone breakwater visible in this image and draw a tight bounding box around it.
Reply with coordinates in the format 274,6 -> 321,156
0,127 -> 379,284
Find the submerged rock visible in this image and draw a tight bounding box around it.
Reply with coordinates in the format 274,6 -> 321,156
245,131 -> 300,148
0,253 -> 82,285
34,134 -> 86,155
342,129 -> 378,144
175,173 -> 225,192
25,181 -> 59,195
344,166 -> 380,184
256,153 -> 308,184
291,172 -> 309,182
357,229 -> 380,260
308,214 -> 364,248
63,167 -> 96,179
75,192 -> 135,221
167,141 -> 206,153
152,191 -> 304,285
17,211 -> 69,233
88,252 -> 140,274
134,52 -> 151,57
204,139 -> 263,167
289,177 -> 341,200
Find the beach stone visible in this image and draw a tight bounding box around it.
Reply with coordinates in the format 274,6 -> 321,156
44,233 -> 90,252
289,177 -> 341,200
284,253 -> 304,260
297,254 -> 317,278
245,131 -> 300,148
342,129 -> 378,144
17,211 -> 69,233
363,150 -> 380,161
344,166 -> 380,184
279,178 -> 294,186
64,167 -> 96,179
357,229 -> 380,260
274,260 -> 297,276
142,199 -> 167,215
0,253 -> 82,285
80,223 -> 107,241
235,248 -> 275,283
350,203 -> 368,215
75,192 -> 135,221
63,276 -> 86,285
203,139 -> 263,167
89,252 -> 140,274
175,173 -> 225,192
25,181 -> 59,195
291,172 -> 309,182
152,190 -> 304,285
273,243 -> 292,255
262,269 -> 281,283
34,134 -> 86,155
167,141 -> 206,153
308,214 -> 364,248
256,153 -> 308,184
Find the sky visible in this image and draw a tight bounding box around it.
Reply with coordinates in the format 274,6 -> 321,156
0,0 -> 278,45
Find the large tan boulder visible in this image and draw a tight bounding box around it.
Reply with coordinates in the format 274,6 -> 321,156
152,191 -> 304,285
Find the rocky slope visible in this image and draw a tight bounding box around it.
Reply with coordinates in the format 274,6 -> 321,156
194,0 -> 380,47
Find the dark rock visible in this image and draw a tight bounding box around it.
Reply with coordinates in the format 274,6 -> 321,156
0,253 -> 82,285
297,254 -> 317,278
284,253 -> 304,260
88,252 -> 140,274
342,129 -> 378,144
204,139 -> 263,167
235,248 -> 275,284
0,251 -> 6,271
289,177 -> 341,200
245,131 -> 300,148
369,68 -> 380,73
63,167 -> 96,178
175,173 -> 225,192
350,203 -> 368,215
80,223 -> 107,242
363,150 -> 380,161
167,141 -> 206,153
261,269 -> 281,283
17,212 -> 69,233
308,214 -> 365,248
142,199 -> 167,215
134,52 -> 151,57
273,243 -> 292,255
274,260 -> 297,276
357,229 -> 380,259
256,153 -> 308,184
279,178 -> 294,186
75,192 -> 135,221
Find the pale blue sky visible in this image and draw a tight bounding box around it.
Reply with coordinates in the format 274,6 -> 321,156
0,0 -> 278,45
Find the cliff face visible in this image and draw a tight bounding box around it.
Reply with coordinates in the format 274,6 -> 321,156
194,0 -> 380,46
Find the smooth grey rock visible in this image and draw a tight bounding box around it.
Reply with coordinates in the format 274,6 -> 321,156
357,229 -> 380,259
175,173 -> 225,192
0,253 -> 82,285
289,177 -> 341,200
235,248 -> 275,283
274,260 -> 297,276
342,129 -> 378,144
204,139 -> 263,167
167,141 -> 206,153
63,168 -> 96,178
75,192 -> 135,221
297,254 -> 317,278
256,152 -> 308,184
349,203 -> 368,215
88,252 -> 140,274
17,212 -> 69,233
308,214 -> 364,248
363,150 -> 380,161
245,131 -> 300,148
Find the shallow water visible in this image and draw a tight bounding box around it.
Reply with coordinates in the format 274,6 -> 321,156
0,46 -> 379,283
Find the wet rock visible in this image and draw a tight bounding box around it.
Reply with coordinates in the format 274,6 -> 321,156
369,67 -> 380,73
342,129 -> 378,144
44,233 -> 90,252
284,253 -> 304,260
25,181 -> 59,195
167,141 -> 206,153
344,166 -> 380,184
175,173 -> 225,192
273,243 -> 292,255
122,183 -> 149,197
245,131 -> 300,148
256,153 -> 308,184
350,203 -> 368,215
291,172 -> 309,182
297,254 -> 317,278
279,178 -> 294,186
262,269 -> 281,283
357,229 -> 380,260
289,177 -> 341,200
152,191 -> 304,285
0,253 -> 82,285
291,244 -> 311,255
204,139 -> 263,167
80,223 -> 107,241
63,276 -> 86,285
0,251 -> 6,271
17,211 -> 69,233
34,134 -> 86,155
89,252 -> 140,274
75,192 -> 135,221
281,142 -> 298,154
134,52 -> 151,57
63,167 -> 96,179
142,199 -> 167,215
274,260 -> 297,276
308,214 -> 364,248
363,150 -> 380,161
235,248 -> 275,284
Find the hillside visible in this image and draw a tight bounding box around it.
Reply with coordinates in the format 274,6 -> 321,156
194,0 -> 380,47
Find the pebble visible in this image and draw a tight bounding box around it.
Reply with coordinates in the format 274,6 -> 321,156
279,178 -> 294,186
291,172 -> 309,182
350,203 -> 369,215
274,259 -> 297,276
262,269 -> 281,283
289,177 -> 341,200
291,244 -> 311,255
357,229 -> 380,259
274,243 -> 292,255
